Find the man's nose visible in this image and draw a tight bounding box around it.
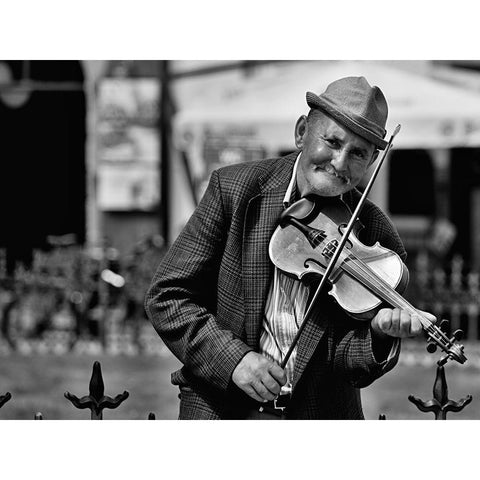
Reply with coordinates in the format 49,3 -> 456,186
330,149 -> 349,172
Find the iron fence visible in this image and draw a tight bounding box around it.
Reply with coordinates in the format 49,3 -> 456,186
0,235 -> 165,354
0,357 -> 473,420
0,360 -> 156,420
407,252 -> 480,341
0,245 -> 478,419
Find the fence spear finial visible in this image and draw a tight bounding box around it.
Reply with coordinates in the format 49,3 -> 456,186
408,363 -> 472,420
64,361 -> 129,420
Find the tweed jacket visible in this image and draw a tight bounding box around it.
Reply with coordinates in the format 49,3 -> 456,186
145,152 -> 407,419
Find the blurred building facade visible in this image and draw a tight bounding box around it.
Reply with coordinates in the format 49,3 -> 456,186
2,60 -> 480,270
171,60 -> 480,271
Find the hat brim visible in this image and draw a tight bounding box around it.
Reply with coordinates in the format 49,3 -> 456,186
306,92 -> 388,150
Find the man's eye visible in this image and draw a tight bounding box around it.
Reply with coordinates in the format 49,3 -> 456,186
324,137 -> 339,147
351,150 -> 365,160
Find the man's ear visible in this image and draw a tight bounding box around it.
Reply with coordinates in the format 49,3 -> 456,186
294,115 -> 307,149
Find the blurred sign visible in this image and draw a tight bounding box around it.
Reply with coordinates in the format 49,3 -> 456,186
203,129 -> 264,167
97,163 -> 159,211
97,78 -> 160,211
98,124 -> 159,163
183,128 -> 265,200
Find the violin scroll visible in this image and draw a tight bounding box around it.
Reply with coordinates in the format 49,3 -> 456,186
425,319 -> 466,365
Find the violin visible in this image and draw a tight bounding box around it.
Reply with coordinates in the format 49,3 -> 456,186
269,195 -> 467,366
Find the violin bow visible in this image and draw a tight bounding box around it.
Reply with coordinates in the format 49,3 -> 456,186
280,125 -> 402,369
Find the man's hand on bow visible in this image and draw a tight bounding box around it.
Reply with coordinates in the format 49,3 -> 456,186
232,352 -> 287,403
371,308 -> 436,338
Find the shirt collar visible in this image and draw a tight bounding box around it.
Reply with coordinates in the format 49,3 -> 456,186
283,152 -> 301,207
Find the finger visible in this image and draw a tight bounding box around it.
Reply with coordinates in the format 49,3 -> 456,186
409,315 -> 423,337
399,310 -> 412,337
261,374 -> 282,396
390,308 -> 401,334
242,385 -> 266,403
252,380 -> 276,402
268,363 -> 287,386
375,309 -> 392,332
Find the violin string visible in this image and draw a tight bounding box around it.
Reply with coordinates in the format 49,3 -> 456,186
347,256 -> 450,344
341,254 -> 440,334
342,255 -> 417,312
326,247 -> 412,310
328,248 -> 451,346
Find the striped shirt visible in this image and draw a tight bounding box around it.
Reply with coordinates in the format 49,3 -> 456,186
259,154 -> 307,391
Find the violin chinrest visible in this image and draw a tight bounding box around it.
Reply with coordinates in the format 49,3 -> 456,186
280,197 -> 316,225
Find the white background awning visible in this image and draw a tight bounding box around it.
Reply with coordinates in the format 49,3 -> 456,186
175,61 -> 480,150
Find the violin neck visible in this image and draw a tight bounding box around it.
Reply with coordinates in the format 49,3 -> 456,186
340,259 -> 431,329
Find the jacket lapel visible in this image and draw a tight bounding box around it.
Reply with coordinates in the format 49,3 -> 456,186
292,298 -> 328,390
242,153 -> 296,349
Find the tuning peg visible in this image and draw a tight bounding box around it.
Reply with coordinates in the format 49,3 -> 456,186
426,341 -> 437,354
451,329 -> 464,342
439,319 -> 450,333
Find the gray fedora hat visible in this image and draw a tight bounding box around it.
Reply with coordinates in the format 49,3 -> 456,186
306,76 -> 388,150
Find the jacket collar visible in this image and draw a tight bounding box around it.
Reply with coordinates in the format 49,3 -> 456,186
241,152 -> 298,349
257,151 -> 298,194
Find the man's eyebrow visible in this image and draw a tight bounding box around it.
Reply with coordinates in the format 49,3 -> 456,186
348,143 -> 370,156
351,145 -> 368,155
322,132 -> 341,142
324,130 -> 370,155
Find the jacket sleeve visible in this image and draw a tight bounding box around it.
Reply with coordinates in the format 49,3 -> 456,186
333,321 -> 400,388
144,170 -> 253,392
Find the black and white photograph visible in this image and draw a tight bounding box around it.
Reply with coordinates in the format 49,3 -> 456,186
1,59 -> 479,422
2,3 -> 480,478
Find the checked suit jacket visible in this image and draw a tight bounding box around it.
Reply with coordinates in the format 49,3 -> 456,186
145,152 -> 407,419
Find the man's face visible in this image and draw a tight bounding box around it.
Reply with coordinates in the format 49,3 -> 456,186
295,110 -> 379,197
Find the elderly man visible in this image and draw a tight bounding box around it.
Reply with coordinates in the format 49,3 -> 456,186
145,76 -> 435,419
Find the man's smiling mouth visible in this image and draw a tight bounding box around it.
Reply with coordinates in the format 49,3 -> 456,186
316,165 -> 351,185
